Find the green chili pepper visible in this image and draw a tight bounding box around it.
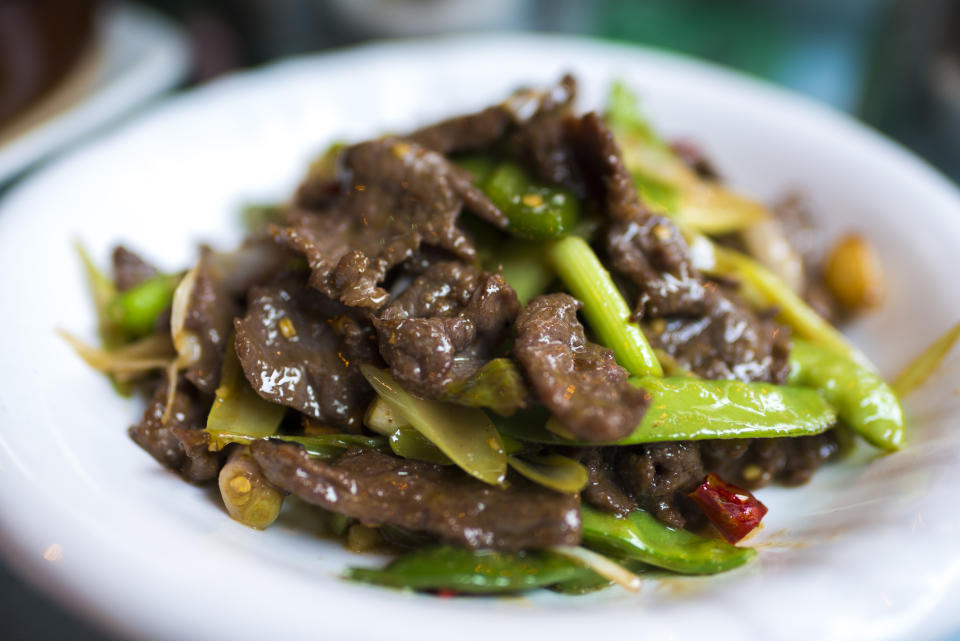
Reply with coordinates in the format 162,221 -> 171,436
788,339 -> 904,451
482,161 -> 580,240
345,545 -> 602,594
497,376 -> 836,445
106,273 -> 180,339
581,506 -> 755,574
546,235 -> 663,378
439,358 -> 528,416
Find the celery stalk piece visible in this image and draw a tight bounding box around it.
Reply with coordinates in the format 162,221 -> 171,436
359,365 -> 507,486
545,235 -> 662,377
892,320 -> 960,398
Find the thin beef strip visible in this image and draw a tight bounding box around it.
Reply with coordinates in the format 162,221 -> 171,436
251,441 -> 581,551
374,261 -> 519,398
112,246 -> 158,291
234,276 -> 379,431
514,293 -> 650,442
407,74 -> 577,156
129,378 -> 220,482
271,138 -> 508,310
182,246 -> 240,395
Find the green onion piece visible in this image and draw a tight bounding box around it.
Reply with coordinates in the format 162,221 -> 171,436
359,365 -> 507,486
76,241 -> 125,348
106,273 -> 180,339
892,320 -> 960,398
789,339 -> 904,451
390,427 -> 453,465
345,545 -> 602,594
207,430 -> 389,460
546,235 -> 662,378
218,446 -> 284,530
507,453 -> 589,494
206,340 -> 286,442
498,377 -> 836,445
581,506 -> 755,574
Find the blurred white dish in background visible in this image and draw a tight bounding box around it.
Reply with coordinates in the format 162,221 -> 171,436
0,33 -> 959,641
0,3 -> 187,185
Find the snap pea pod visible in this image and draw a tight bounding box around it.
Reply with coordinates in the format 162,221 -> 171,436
788,339 -> 904,451
497,376 -> 837,445
481,161 -> 581,240
581,506 -> 755,574
345,545 -> 602,594
106,273 -> 181,339
546,235 -> 663,378
360,365 -> 508,486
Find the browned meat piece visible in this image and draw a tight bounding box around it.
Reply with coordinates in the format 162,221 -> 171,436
703,431 -> 843,490
569,447 -> 638,516
614,442 -> 705,529
251,441 -> 581,551
514,294 -> 650,442
374,262 -> 519,398
407,74 -> 577,156
182,247 -> 239,394
112,246 -> 159,292
128,378 -> 220,483
645,292 -> 793,384
234,277 -> 379,431
272,138 -> 507,310
670,139 -> 721,181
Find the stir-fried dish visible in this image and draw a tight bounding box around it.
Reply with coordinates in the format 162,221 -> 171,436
64,76 -> 960,594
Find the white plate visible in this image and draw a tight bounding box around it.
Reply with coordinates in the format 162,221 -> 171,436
0,3 -> 188,185
1,33 -> 959,641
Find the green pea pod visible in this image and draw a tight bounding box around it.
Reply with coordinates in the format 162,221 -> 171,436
482,161 -> 580,240
788,339 -> 904,451
507,453 -> 589,494
497,377 -> 837,445
106,273 -> 180,339
345,545 -> 601,594
439,358 -> 528,416
581,506 -> 755,574
360,365 -> 507,486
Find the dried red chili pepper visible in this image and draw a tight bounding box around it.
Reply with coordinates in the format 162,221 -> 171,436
688,473 -> 768,544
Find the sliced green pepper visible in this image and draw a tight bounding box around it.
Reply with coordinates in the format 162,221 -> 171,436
788,339 -> 904,451
581,506 -> 755,574
481,161 -> 580,240
345,545 -> 602,594
497,376 -> 837,445
106,273 -> 180,339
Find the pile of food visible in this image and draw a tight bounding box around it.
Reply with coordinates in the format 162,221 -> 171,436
64,75 -> 957,594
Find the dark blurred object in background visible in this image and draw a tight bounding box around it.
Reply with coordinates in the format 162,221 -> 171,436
0,0 -> 98,130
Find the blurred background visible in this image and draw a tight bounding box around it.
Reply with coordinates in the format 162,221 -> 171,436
1,0 -> 959,639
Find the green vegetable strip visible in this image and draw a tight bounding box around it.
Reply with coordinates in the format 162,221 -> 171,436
498,376 -> 836,445
206,430 -> 389,460
581,506 -> 755,574
76,242 -> 124,348
493,239 -> 556,304
439,358 -> 528,416
892,320 -> 960,398
359,365 -> 507,486
788,339 -> 904,451
482,161 -> 581,240
107,273 -> 181,339
206,341 -> 286,441
507,453 -> 589,494
389,427 -> 453,465
546,235 -> 662,377
345,546 -> 602,594
707,244 -> 873,369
